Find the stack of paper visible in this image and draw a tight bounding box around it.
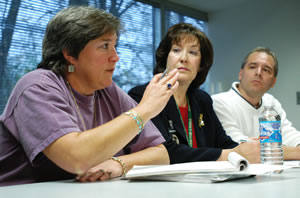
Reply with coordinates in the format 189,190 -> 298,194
125,152 -> 292,183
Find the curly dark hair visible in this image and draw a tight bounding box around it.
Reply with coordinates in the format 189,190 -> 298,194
154,23 -> 213,89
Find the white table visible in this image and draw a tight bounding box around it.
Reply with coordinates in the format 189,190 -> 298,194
0,168 -> 299,198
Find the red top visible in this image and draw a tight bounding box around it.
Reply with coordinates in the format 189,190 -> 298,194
179,105 -> 198,148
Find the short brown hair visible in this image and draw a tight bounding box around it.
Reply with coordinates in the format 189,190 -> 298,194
37,6 -> 121,77
241,47 -> 278,77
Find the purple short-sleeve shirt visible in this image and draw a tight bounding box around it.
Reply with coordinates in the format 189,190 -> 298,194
0,69 -> 165,186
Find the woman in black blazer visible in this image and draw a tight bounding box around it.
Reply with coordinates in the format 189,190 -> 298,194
129,23 -> 260,164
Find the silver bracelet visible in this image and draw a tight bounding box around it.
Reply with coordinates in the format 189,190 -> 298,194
124,110 -> 144,134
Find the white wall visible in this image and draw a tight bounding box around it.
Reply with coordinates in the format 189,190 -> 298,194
207,0 -> 300,129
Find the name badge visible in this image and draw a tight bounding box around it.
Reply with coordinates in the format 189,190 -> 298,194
168,120 -> 180,144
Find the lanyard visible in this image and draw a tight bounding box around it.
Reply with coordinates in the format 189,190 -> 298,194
176,96 -> 193,147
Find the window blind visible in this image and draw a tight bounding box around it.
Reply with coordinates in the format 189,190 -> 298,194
0,0 -> 206,113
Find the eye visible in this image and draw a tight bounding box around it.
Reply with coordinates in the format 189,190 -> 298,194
248,64 -> 256,69
172,47 -> 181,53
102,43 -> 109,49
190,50 -> 199,55
263,68 -> 272,74
98,42 -> 110,49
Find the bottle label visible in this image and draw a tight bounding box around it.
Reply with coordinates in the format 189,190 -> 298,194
259,120 -> 282,143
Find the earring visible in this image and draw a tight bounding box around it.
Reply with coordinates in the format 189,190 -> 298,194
68,65 -> 75,73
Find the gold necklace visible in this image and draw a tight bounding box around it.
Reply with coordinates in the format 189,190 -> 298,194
66,81 -> 97,131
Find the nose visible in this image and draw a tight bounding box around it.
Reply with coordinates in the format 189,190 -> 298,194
256,67 -> 262,76
180,50 -> 188,63
110,47 -> 119,63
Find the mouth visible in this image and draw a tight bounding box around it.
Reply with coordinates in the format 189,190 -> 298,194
177,67 -> 189,71
106,68 -> 115,73
252,80 -> 262,84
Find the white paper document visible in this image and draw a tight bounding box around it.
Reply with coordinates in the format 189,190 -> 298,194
284,161 -> 300,167
125,152 -> 292,183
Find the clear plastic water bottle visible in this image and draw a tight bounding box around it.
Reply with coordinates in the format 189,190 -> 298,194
259,106 -> 283,165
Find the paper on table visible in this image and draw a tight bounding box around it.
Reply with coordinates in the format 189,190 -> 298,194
228,151 -> 249,171
125,172 -> 254,183
125,152 -> 248,178
283,161 -> 300,167
125,152 -> 291,183
245,164 -> 291,175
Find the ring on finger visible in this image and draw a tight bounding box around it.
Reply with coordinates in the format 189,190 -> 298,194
107,171 -> 112,178
98,169 -> 105,174
75,175 -> 81,181
167,83 -> 172,89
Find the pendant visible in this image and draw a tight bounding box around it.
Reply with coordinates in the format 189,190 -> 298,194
198,113 -> 205,128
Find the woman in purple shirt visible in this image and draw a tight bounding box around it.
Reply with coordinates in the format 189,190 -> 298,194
0,6 -> 179,186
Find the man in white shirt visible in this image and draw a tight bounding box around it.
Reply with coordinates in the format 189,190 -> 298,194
212,47 -> 300,159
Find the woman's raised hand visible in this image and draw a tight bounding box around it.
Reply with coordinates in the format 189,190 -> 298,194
135,69 -> 179,123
